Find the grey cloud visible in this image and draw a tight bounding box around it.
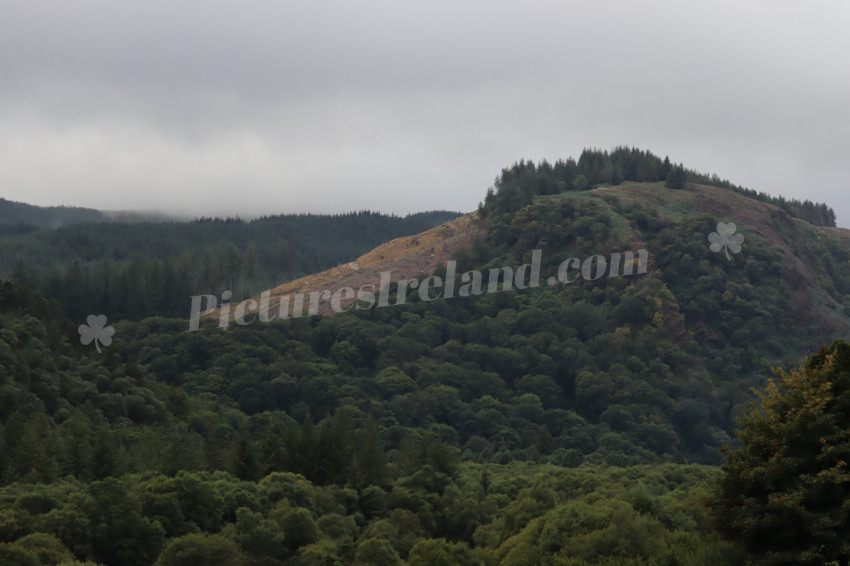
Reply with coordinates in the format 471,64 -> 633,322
1,0 -> 849,223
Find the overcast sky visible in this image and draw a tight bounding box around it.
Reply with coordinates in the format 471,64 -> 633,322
1,1 -> 849,224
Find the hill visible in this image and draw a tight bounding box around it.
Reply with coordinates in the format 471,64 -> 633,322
219,181 -> 849,342
0,197 -> 105,235
176,162 -> 850,468
1,147 -> 847,565
146,177 -> 849,471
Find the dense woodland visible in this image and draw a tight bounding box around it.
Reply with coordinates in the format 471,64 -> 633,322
479,147 -> 836,227
0,211 -> 459,322
0,199 -> 105,236
1,148 -> 849,564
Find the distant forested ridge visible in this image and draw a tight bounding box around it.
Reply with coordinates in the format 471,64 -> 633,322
480,146 -> 836,227
0,197 -> 105,235
1,209 -> 460,322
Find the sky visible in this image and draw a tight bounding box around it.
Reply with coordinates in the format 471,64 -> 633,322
1,1 -> 849,224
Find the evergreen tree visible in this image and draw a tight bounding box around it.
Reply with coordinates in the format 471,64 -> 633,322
232,432 -> 261,481
573,174 -> 588,191
665,164 -> 687,190
661,155 -> 672,177
243,242 -> 258,298
200,245 -> 216,296
712,341 -> 850,565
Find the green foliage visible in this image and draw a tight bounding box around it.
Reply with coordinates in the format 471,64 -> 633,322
0,461 -> 740,566
407,538 -> 482,566
481,147 -> 835,226
155,533 -> 243,566
223,507 -> 287,564
0,210 -> 461,321
573,174 -> 588,191
0,198 -> 103,234
298,538 -> 347,566
4,149 -> 850,564
13,532 -> 72,565
665,164 -> 687,190
82,478 -> 165,566
712,341 -> 850,565
0,542 -> 40,566
354,537 -> 403,566
277,505 -> 320,553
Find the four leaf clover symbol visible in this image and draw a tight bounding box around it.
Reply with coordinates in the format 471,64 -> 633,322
708,222 -> 744,260
78,314 -> 115,353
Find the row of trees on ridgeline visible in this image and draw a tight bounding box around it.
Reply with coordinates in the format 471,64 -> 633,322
479,147 -> 836,227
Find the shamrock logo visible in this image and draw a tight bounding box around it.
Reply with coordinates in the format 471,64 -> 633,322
708,222 -> 744,260
78,314 -> 115,353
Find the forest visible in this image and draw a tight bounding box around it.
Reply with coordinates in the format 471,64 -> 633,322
479,146 -> 836,227
0,198 -> 105,236
0,210 -> 460,322
1,147 -> 850,564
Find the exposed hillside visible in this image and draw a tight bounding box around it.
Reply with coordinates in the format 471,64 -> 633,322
209,213 -> 481,318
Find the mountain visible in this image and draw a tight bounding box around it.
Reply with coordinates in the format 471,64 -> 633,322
225,181 -> 849,338
158,173 -> 850,469
1,148 -> 847,565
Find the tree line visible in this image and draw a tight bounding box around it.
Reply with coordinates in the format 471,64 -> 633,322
479,146 -> 836,227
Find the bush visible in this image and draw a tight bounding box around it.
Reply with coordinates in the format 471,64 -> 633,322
354,537 -> 403,566
155,533 -> 243,566
14,533 -> 72,565
0,543 -> 40,566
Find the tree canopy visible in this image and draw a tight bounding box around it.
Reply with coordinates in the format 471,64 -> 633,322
712,341 -> 850,565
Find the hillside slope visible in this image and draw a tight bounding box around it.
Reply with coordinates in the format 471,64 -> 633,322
581,181 -> 850,349
167,177 -> 850,469
225,181 -> 850,354
211,213 -> 481,318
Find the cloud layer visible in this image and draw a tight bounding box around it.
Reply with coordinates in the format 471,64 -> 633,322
1,1 -> 849,222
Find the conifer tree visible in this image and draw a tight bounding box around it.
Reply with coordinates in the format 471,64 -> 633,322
712,341 -> 850,565
665,164 -> 687,190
